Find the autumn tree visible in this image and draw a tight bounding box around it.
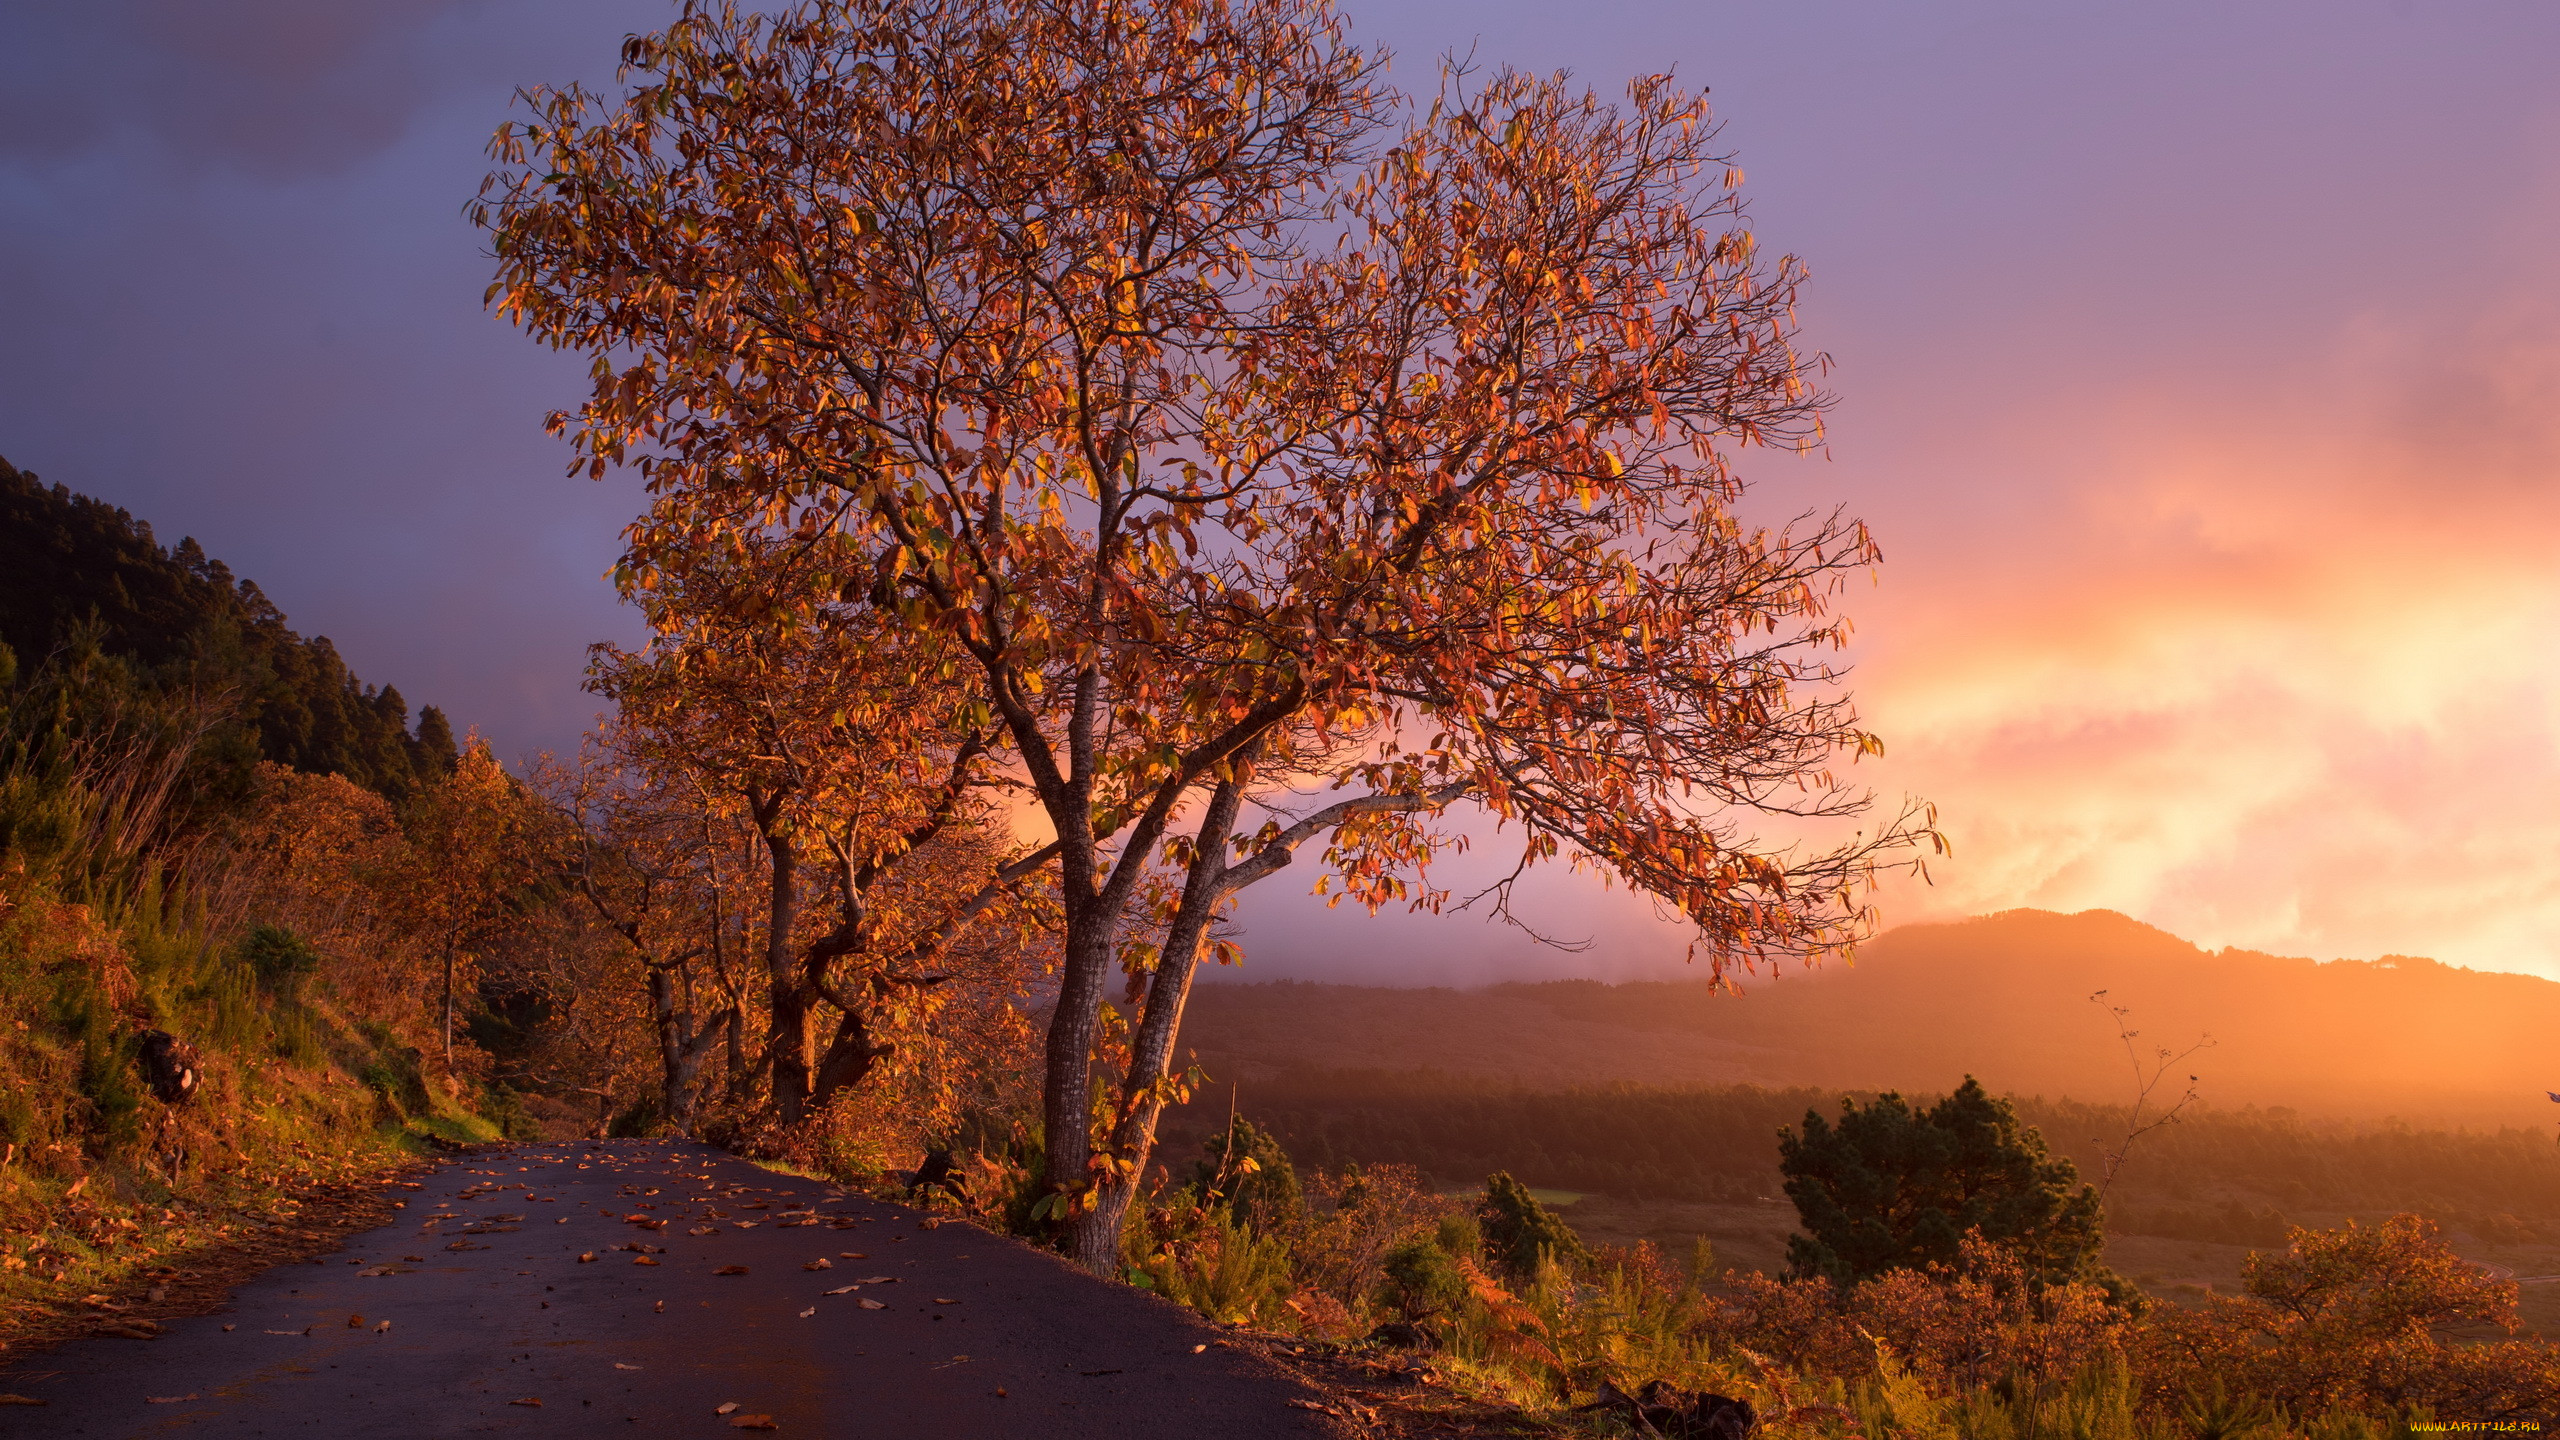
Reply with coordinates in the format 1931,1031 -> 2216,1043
482,0 -> 1935,1270
530,733 -> 742,1132
589,547 -> 1056,1130
395,736 -> 533,1066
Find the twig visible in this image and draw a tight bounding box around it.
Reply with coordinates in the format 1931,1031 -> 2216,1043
2087,989 -> 2213,1201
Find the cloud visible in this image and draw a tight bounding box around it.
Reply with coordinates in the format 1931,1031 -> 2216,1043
1856,266 -> 2560,975
0,0 -> 485,177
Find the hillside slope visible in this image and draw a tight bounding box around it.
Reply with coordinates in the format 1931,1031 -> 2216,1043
1181,909 -> 2560,1128
0,454 -> 456,803
0,462 -> 514,1343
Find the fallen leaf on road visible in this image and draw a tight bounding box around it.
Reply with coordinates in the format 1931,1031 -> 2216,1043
727,1416 -> 776,1431
222,1324 -> 236,1331
578,1252 -> 597,1263
0,1395 -> 44,1405
633,1256 -> 662,1266
857,1276 -> 896,1284
509,1396 -> 542,1407
1191,1344 -> 1207,1353
375,1321 -> 392,1333
838,1253 -> 867,1259
715,1401 -> 739,1415
356,1266 -> 408,1277
347,1314 -> 365,1328
556,1218 -> 570,1224
145,1394 -> 198,1404
265,1330 -> 301,1336
402,1256 -> 425,1263
443,1242 -> 485,1252
823,1286 -> 857,1296
802,1259 -> 831,1271
714,1265 -> 750,1276
933,1298 -> 958,1305
798,1308 -> 815,1319
856,1299 -> 886,1310
733,1220 -> 758,1228
688,1226 -> 718,1236
614,1363 -> 642,1371
97,1323 -> 159,1340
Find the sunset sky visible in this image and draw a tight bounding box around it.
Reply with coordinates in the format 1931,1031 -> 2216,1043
4,1 -> 2555,984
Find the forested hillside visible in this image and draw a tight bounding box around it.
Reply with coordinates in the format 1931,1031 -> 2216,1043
0,461 -> 521,1339
1184,908 -> 2560,1129
0,457 -> 459,803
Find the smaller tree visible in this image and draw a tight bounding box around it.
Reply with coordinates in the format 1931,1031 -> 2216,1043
2133,1215 -> 2560,1420
1479,1171 -> 1591,1281
394,737 -> 536,1067
1779,1076 -> 2110,1292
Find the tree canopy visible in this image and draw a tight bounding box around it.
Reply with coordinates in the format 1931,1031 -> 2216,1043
480,0 -> 1936,1270
1779,1076 -> 2111,1292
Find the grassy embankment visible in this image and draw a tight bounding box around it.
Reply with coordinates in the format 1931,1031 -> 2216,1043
0,869 -> 516,1344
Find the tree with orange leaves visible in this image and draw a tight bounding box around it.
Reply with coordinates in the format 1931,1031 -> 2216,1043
481,0 -> 1936,1270
589,533 -> 1057,1131
395,736 -> 534,1068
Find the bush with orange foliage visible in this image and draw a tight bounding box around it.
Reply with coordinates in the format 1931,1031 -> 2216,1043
2133,1214 -> 2560,1421
1701,1232 -> 2127,1390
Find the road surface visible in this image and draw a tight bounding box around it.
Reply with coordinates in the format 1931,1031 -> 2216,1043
0,1140 -> 1352,1438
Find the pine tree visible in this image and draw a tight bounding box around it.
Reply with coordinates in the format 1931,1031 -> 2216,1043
1779,1075 -> 2112,1291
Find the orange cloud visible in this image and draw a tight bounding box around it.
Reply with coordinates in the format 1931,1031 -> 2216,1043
1854,274 -> 2560,976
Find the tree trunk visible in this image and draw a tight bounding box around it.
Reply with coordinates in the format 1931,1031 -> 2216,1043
1050,775 -> 1246,1272
809,1005 -> 887,1116
645,965 -> 725,1133
1042,914 -> 1115,1272
439,943 -> 455,1066
758,817 -> 811,1126
724,1005 -> 747,1102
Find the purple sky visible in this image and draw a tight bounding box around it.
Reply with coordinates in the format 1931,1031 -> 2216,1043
8,1 -> 2559,985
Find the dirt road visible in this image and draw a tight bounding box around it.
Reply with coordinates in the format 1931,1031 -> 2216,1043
0,1140 -> 1352,1438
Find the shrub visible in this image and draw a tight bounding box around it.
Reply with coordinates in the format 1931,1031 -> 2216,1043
1193,1115 -> 1303,1234
1129,1201 -> 1294,1326
2130,1215 -> 2560,1420
235,925 -> 322,998
1285,1163 -> 1448,1311
1378,1237 -> 1469,1322
1478,1171 -> 1588,1281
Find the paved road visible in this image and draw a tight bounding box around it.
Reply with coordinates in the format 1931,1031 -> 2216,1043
2,1141 -> 1349,1439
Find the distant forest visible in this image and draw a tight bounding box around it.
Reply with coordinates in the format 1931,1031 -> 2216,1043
1177,909 -> 2560,1132
0,456 -> 456,803
1160,1069 -> 2560,1250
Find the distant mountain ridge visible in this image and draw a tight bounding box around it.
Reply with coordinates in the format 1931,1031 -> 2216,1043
1182,909 -> 2559,1129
